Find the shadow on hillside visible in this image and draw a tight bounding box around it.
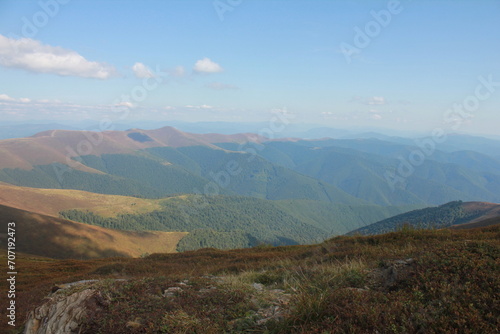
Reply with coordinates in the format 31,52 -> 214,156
0,204 -> 130,259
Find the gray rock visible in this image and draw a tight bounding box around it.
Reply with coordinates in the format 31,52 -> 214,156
24,289 -> 104,334
163,286 -> 183,297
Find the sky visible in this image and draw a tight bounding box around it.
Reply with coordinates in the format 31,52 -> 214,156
0,0 -> 499,135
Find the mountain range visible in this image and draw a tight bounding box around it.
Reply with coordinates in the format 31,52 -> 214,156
1,125 -> 499,255
2,126 -> 499,205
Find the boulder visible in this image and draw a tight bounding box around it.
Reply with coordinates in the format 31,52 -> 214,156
24,285 -> 106,334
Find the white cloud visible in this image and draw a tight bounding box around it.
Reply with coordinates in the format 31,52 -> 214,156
193,58 -> 223,73
205,82 -> 238,90
184,104 -> 214,109
132,62 -> 154,78
37,99 -> 60,104
0,94 -> 15,101
0,97 -> 111,121
351,96 -> 387,105
371,114 -> 383,120
0,34 -> 117,79
115,101 -> 135,108
0,93 -> 31,103
368,96 -> 386,105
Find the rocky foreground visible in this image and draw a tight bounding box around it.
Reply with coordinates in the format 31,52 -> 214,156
11,226 -> 500,333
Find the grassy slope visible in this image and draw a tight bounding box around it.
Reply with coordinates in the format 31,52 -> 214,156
462,201 -> 500,223
4,224 -> 499,333
451,202 -> 500,229
0,183 -> 163,218
451,216 -> 500,229
0,204 -> 186,259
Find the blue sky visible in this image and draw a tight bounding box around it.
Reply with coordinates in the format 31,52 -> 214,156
0,0 -> 499,135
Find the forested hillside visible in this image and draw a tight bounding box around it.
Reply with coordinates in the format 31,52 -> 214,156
348,201 -> 499,235
0,151 -> 362,205
60,195 -> 415,250
217,139 -> 500,206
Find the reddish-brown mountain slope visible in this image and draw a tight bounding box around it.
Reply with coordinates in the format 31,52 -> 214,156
0,203 -> 186,259
0,183 -> 163,218
451,201 -> 500,229
0,126 -> 267,171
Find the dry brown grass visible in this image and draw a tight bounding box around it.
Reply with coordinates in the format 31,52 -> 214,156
461,201 -> 500,225
0,204 -> 186,260
2,224 -> 498,333
0,183 -> 164,218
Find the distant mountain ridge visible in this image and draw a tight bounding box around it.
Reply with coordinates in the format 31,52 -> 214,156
0,126 -> 267,171
0,126 -> 499,208
348,201 -> 500,235
0,127 -> 363,205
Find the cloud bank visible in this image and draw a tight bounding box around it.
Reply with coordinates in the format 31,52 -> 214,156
0,34 -> 117,79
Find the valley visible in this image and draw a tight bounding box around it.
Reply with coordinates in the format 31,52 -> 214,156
1,126 -> 499,255
0,126 -> 499,333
